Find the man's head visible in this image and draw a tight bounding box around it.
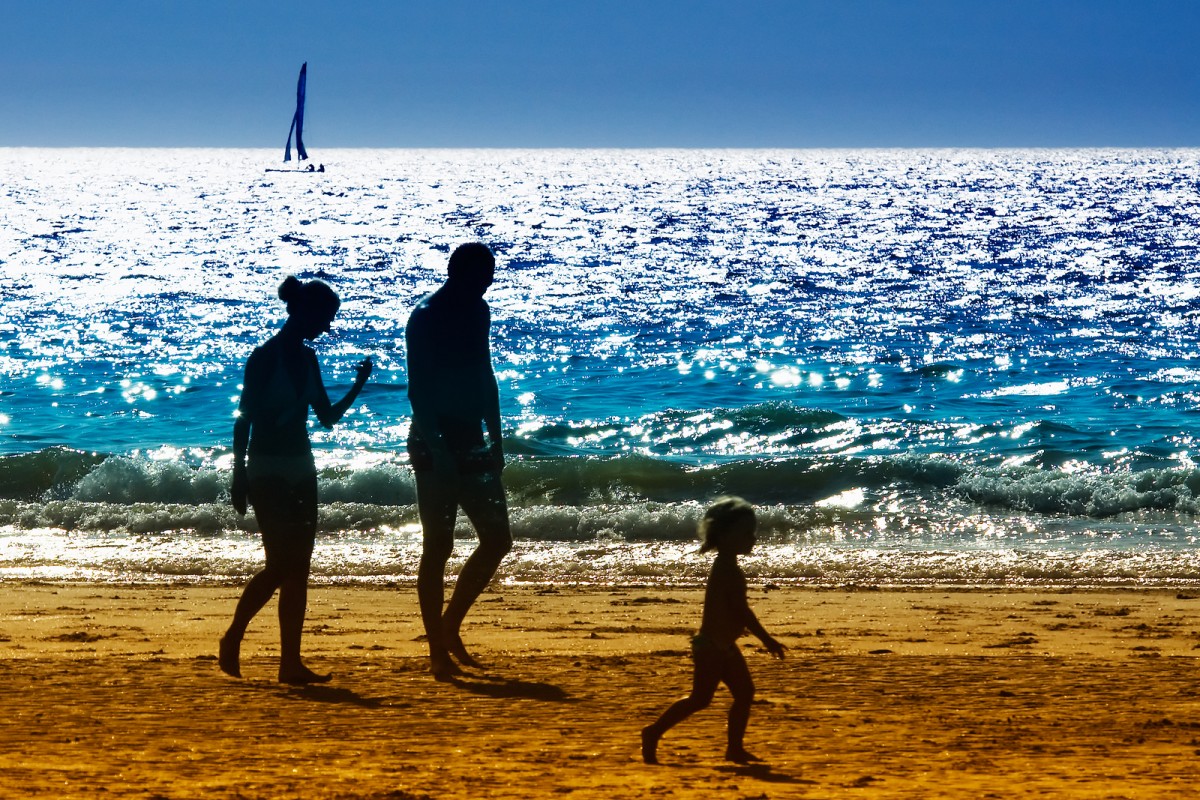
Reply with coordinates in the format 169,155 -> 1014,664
446,242 -> 496,295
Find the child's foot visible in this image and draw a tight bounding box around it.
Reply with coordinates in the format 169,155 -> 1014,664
445,633 -> 483,669
218,634 -> 241,678
641,726 -> 660,765
278,665 -> 332,685
724,747 -> 763,764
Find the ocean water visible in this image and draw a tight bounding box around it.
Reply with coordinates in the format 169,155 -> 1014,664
3,147 -> 1200,586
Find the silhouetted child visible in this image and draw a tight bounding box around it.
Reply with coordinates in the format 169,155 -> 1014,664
641,497 -> 786,765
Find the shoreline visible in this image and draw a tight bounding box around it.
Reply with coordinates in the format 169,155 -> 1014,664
4,583 -> 1200,797
7,581 -> 1200,660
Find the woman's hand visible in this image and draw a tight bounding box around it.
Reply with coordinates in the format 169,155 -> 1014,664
231,464 -> 249,516
354,357 -> 374,385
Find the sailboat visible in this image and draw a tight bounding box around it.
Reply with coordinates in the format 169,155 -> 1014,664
266,62 -> 322,173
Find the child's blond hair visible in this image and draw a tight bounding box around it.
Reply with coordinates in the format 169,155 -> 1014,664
698,496 -> 756,553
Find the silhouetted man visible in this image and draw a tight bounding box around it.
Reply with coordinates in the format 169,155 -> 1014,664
406,242 -> 512,679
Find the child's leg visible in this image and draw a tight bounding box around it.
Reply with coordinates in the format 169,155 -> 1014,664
642,644 -> 722,764
721,648 -> 758,762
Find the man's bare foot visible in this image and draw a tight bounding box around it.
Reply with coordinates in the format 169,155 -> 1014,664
724,747 -> 763,764
429,649 -> 464,682
445,633 -> 483,669
641,726 -> 660,765
278,665 -> 332,685
218,634 -> 241,678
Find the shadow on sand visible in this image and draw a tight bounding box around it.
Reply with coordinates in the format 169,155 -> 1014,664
282,683 -> 385,708
714,762 -> 813,785
447,671 -> 571,702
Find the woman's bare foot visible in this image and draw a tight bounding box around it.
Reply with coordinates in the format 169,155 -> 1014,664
278,665 -> 332,685
218,634 -> 241,678
724,747 -> 763,764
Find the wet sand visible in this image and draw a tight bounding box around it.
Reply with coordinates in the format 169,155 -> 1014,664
3,582 -> 1200,798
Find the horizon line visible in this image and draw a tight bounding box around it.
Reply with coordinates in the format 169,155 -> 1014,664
3,143 -> 1200,151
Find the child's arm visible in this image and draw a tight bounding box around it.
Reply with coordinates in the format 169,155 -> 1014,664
744,603 -> 786,659
726,560 -> 786,659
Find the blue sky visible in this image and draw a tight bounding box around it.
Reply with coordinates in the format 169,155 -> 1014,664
3,0 -> 1198,147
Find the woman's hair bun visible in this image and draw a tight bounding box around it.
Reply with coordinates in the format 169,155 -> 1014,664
278,275 -> 303,303
277,275 -> 341,319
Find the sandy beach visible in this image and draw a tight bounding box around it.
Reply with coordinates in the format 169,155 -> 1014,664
3,582 -> 1200,798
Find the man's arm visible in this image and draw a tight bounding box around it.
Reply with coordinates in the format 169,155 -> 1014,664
477,303 -> 504,468
406,305 -> 457,474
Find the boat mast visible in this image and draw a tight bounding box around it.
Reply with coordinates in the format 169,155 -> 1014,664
284,62 -> 308,164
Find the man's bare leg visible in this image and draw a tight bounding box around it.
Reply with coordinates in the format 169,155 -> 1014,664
418,548 -> 463,680
415,471 -> 463,679
441,472 -> 511,668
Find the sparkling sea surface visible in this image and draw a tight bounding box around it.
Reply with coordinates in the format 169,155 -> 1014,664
2,147 -> 1200,585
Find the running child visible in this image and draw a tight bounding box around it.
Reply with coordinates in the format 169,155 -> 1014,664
641,496 -> 786,764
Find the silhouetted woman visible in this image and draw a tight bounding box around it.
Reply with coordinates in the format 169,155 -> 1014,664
220,276 -> 372,684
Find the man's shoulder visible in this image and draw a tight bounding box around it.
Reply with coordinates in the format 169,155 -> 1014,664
408,289 -> 488,321
407,291 -> 438,319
